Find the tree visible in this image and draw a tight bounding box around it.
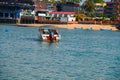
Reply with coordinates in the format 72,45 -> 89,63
67,0 -> 82,3
74,14 -> 86,21
61,0 -> 66,3
41,0 -> 48,2
60,0 -> 82,3
91,0 -> 104,3
49,0 -> 56,3
82,0 -> 95,16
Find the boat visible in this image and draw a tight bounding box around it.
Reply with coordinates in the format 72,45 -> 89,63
74,27 -> 83,30
100,28 -> 111,31
39,28 -> 61,42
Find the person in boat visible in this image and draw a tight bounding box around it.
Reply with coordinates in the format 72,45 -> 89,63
49,29 -> 54,41
54,29 -> 58,34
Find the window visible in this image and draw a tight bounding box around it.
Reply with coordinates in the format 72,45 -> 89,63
5,13 -> 8,17
0,12 -> 3,17
59,14 -> 62,17
64,14 -> 67,17
10,13 -> 14,18
54,14 -> 57,17
46,4 -> 53,9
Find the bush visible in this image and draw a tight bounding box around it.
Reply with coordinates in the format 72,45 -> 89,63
74,14 -> 86,21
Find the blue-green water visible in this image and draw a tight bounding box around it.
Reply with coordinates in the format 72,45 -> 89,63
0,25 -> 120,80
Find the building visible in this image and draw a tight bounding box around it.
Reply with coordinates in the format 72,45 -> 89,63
37,11 -> 76,24
34,1 -> 56,12
0,0 -> 34,23
94,3 -> 106,17
104,2 -> 120,24
47,12 -> 76,23
111,0 -> 120,2
0,3 -> 22,23
56,2 -> 80,14
34,1 -> 57,23
111,0 -> 120,23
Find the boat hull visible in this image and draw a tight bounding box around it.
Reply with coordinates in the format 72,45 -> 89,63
40,34 -> 61,42
39,28 -> 61,42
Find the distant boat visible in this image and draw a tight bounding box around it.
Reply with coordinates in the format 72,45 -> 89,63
85,27 -> 92,30
100,28 -> 111,31
74,27 -> 83,30
39,28 -> 61,42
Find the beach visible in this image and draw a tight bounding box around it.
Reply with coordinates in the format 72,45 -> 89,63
17,23 -> 118,31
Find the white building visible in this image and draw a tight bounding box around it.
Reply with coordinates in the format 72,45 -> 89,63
94,3 -> 106,16
46,12 -> 76,23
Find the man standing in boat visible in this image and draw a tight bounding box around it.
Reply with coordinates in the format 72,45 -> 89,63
49,29 -> 54,41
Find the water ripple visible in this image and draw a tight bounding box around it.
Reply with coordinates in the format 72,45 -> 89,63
0,25 -> 120,80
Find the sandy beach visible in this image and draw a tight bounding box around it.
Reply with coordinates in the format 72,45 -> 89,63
17,23 -> 118,31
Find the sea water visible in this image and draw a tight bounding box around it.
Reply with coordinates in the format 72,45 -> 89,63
0,25 -> 120,80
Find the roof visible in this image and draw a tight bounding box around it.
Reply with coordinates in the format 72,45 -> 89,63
49,12 -> 75,14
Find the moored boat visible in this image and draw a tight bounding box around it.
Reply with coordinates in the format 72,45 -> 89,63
39,28 -> 61,42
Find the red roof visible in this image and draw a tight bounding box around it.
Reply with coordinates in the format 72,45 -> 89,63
49,12 -> 75,14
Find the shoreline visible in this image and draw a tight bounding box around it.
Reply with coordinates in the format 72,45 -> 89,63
16,23 -> 118,31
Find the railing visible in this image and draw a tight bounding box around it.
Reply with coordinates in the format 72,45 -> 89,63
38,20 -> 60,24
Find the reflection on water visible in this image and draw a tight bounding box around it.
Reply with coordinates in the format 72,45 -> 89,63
39,41 -> 60,48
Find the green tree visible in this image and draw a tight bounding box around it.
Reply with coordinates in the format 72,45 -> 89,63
59,0 -> 82,3
49,0 -> 56,3
41,0 -> 48,2
91,0 -> 104,3
67,0 -> 82,3
82,0 -> 95,16
61,0 -> 66,3
74,14 -> 86,21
